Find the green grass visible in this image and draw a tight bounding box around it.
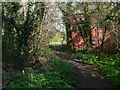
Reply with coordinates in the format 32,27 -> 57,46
49,41 -> 66,45
6,56 -> 76,88
75,52 -> 120,87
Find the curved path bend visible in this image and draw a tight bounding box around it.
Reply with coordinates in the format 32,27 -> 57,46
52,44 -> 112,88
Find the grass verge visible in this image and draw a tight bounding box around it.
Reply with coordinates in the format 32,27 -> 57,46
75,52 -> 120,87
5,56 -> 76,88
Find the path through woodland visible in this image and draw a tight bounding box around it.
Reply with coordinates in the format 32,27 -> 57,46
52,44 -> 112,88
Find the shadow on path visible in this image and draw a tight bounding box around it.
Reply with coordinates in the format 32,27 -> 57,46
52,44 -> 112,88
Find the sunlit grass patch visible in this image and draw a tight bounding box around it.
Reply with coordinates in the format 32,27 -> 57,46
49,41 -> 66,45
75,52 -> 120,87
6,56 -> 76,88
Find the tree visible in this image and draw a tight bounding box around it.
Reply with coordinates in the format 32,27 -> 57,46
58,2 -> 77,52
2,2 -> 48,67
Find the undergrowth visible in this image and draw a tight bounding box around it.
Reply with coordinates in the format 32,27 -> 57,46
75,52 -> 120,87
5,56 -> 76,88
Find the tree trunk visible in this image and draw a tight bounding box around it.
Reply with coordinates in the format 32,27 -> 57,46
101,23 -> 107,54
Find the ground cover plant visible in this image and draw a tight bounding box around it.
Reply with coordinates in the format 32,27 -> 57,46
75,52 -> 120,87
5,56 -> 76,88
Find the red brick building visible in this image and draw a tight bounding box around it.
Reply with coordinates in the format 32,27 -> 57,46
68,14 -> 111,50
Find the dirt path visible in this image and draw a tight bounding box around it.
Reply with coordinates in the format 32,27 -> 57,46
52,44 -> 111,88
